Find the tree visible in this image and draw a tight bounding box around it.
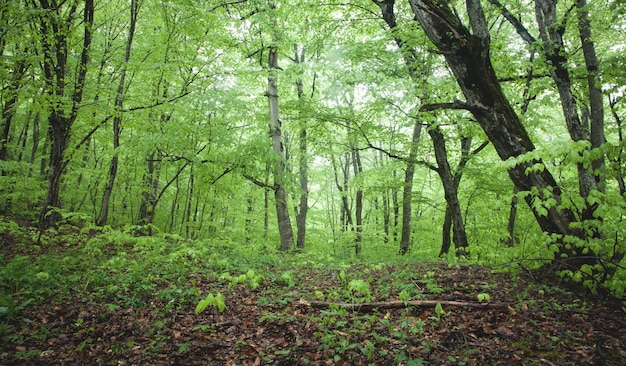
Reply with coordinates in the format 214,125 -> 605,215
292,43 -> 310,249
535,0 -> 599,206
36,0 -> 94,229
268,44 -> 295,251
406,0 -> 594,266
96,0 -> 140,226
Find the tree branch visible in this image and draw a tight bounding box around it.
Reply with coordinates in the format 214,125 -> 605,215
420,99 -> 475,112
486,0 -> 536,45
299,299 -> 506,312
243,173 -> 275,190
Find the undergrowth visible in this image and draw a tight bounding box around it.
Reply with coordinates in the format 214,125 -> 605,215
1,217 -> 624,365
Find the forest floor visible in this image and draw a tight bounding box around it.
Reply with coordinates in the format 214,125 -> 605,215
1,225 -> 625,365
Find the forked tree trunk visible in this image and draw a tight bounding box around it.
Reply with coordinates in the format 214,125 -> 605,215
429,125 -> 468,256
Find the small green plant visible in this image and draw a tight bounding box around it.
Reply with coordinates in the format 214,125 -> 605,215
399,289 -> 411,305
359,339 -> 375,361
477,293 -> 491,303
278,271 -> 296,287
195,292 -> 226,313
219,270 -> 264,289
347,279 -> 371,303
434,303 -> 445,320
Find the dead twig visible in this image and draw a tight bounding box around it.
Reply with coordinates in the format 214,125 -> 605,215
299,299 -> 507,312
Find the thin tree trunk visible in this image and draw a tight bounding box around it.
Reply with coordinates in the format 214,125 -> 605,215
138,150 -> 162,226
264,164 -> 270,238
535,0 -> 597,205
400,121 -> 423,254
381,150 -> 390,243
0,53 -> 27,166
429,125 -> 468,256
373,0 -> 426,253
351,144 -> 363,255
392,171 -> 399,243
96,0 -> 138,227
609,96 -> 625,197
576,0 -> 605,190
184,166 -> 194,238
268,45 -> 294,251
294,44 -> 308,249
505,185 -> 520,247
245,196 -> 254,243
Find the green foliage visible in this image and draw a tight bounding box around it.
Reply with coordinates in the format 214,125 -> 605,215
219,269 -> 265,290
195,292 -> 226,314
477,293 -> 491,303
347,279 -> 372,303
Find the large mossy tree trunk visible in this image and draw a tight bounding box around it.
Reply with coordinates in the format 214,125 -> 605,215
407,0 -> 592,265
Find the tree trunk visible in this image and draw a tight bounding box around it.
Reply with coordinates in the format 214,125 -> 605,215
0,54 -> 27,166
351,144 -> 363,255
96,0 -> 138,227
294,44 -> 308,249
400,121 -> 423,254
408,0 -> 591,265
439,204 -> 453,256
245,196 -> 254,243
296,126 -> 308,249
392,171 -> 400,242
37,0 -> 94,229
429,125 -> 468,256
505,185 -> 520,247
264,164 -> 270,238
576,0 -> 605,190
373,0 -> 426,253
268,46 -> 294,251
331,152 -> 353,231
138,150 -> 162,226
381,150 -> 391,243
535,0 -> 597,205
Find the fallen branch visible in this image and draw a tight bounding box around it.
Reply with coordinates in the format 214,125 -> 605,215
299,299 -> 507,312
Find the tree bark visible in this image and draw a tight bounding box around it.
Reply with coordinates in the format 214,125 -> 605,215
268,46 -> 294,251
407,0 -> 589,264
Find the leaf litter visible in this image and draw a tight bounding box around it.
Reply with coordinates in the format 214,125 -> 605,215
1,245 -> 625,365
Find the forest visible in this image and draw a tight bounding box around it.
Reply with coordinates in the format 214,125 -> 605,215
1,0 -> 625,364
